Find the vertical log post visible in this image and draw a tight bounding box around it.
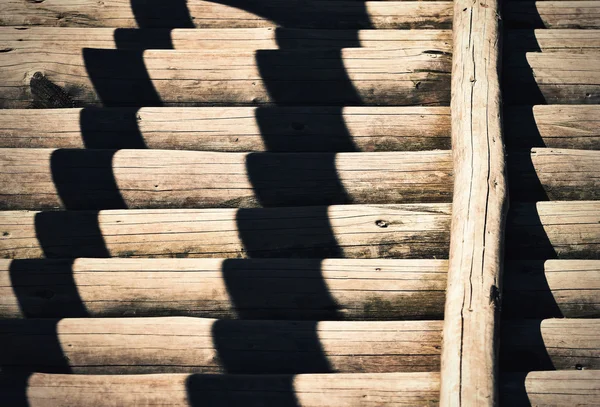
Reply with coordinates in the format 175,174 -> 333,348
440,0 -> 508,405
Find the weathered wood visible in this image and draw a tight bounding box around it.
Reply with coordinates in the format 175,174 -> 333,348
2,372 -> 442,407
506,201 -> 600,260
0,149 -> 453,210
0,205 -> 452,260
503,260 -> 600,319
507,148 -> 600,201
0,107 -> 452,152
501,371 -> 600,406
500,319 -> 600,372
0,27 -> 453,51
505,30 -> 600,54
0,258 -> 448,320
0,48 -> 452,108
504,105 -> 600,150
0,318 -> 444,374
0,1 -> 453,29
2,258 -> 598,320
505,1 -> 600,29
504,53 -> 600,105
440,0 -> 507,405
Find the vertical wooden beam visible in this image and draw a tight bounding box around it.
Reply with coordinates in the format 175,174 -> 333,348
440,0 -> 508,405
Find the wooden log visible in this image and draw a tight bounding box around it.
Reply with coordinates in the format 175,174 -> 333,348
440,0 -> 507,405
0,258 -> 448,320
504,105 -> 600,150
504,1 -> 600,29
0,48 -> 451,108
0,204 -> 452,260
501,371 -> 600,407
505,30 -> 600,54
0,318 -> 444,374
0,27 -> 453,51
2,258 -> 597,320
0,107 -> 452,152
0,1 -> 453,29
505,201 -> 600,260
507,148 -> 600,201
2,372 -> 442,407
504,53 -> 600,105
500,319 -> 600,372
503,260 -> 600,319
0,149 -> 453,210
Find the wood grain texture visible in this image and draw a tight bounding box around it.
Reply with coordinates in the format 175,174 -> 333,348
2,258 -> 598,320
0,204 -> 452,260
0,149 -> 453,210
0,48 -> 451,108
3,372 -> 442,407
505,30 -> 600,54
0,107 -> 452,152
500,319 -> 600,372
0,258 -> 448,320
504,105 -> 600,150
0,318 -> 444,374
0,27 -> 453,51
504,53 -> 600,105
504,1 -> 600,29
440,0 -> 507,405
507,148 -> 600,201
0,0 -> 454,29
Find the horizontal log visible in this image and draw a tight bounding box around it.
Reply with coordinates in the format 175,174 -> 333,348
503,260 -> 600,319
0,149 -> 453,210
505,201 -> 600,260
2,258 -> 598,320
1,372 -> 441,407
0,1 -> 453,29
504,105 -> 600,150
500,319 -> 600,372
0,204 -> 452,260
507,148 -> 600,201
0,258 -> 448,320
0,318 -> 444,374
505,30 -> 600,54
0,27 -> 453,51
504,53 -> 600,105
2,371 -> 598,407
0,48 -> 451,108
0,107 -> 452,152
504,1 -> 600,29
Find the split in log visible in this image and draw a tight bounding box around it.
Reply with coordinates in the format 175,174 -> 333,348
0,107 -> 452,152
505,201 -> 600,260
0,149 -> 454,210
507,148 -> 600,201
504,53 -> 600,105
505,30 -> 600,54
2,258 -> 598,320
0,205 -> 452,260
0,1 -> 454,29
0,318 -> 444,374
440,0 -> 507,405
504,105 -> 600,150
500,318 -> 600,372
504,1 -> 600,29
0,27 -> 453,52
0,48 -> 451,108
2,371 -> 598,407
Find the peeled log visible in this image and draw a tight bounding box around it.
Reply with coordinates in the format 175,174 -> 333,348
0,149 -> 453,210
0,48 -> 451,108
0,107 -> 452,152
507,148 -> 600,201
0,204 -> 452,260
504,1 -> 600,29
505,30 -> 600,54
0,318 -> 444,374
0,0 -> 453,29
